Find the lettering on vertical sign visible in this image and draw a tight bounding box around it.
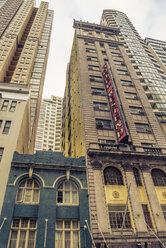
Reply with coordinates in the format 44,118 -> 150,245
102,63 -> 128,143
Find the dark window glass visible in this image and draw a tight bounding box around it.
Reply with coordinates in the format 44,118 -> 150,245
151,169 -> 166,186
108,205 -> 131,229
142,204 -> 153,228
3,121 -> 11,134
135,123 -> 151,133
1,100 -> 9,111
96,119 -> 112,129
10,101 -> 17,112
104,167 -> 123,185
133,168 -> 142,186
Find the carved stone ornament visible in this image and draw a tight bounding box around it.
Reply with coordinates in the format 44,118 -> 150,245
139,162 -> 150,172
91,159 -> 103,169
122,162 -> 132,172
162,192 -> 166,199
112,191 -> 120,199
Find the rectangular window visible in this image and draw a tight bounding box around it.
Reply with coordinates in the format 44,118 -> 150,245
0,147 -> 4,162
55,220 -> 80,248
111,52 -> 121,57
135,123 -> 151,133
129,106 -> 144,115
85,41 -> 94,46
114,60 -> 125,66
89,75 -> 103,83
108,205 -> 131,229
9,101 -> 17,112
87,56 -> 98,62
142,204 -> 153,228
0,120 -> 2,128
125,92 -> 138,100
3,121 -> 11,134
8,218 -> 37,248
91,87 -> 106,96
121,80 -> 133,87
86,48 -> 96,53
117,69 -> 129,75
88,65 -> 100,71
96,119 -> 112,129
1,100 -> 9,111
93,102 -> 109,111
161,205 -> 166,221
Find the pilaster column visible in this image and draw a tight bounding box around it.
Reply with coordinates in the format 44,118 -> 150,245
91,159 -> 111,234
141,164 -> 166,233
123,163 -> 148,234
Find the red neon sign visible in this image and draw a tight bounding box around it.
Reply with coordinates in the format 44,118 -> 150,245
102,63 -> 128,143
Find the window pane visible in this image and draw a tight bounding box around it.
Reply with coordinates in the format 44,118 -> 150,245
57,191 -> 63,203
24,189 -> 32,202
55,231 -> 62,248
27,231 -> 35,248
17,189 -> 23,202
72,221 -> 78,229
18,230 -> 26,248
13,219 -> 19,228
30,220 -> 37,228
56,221 -> 63,229
65,231 -> 71,248
65,182 -> 70,189
72,191 -> 77,204
65,221 -> 71,229
21,219 -> 28,228
65,191 -> 70,203
9,231 -> 17,248
33,189 -> 39,203
27,179 -> 33,187
73,231 -> 79,248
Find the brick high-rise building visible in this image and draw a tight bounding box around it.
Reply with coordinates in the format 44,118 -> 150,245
0,0 -> 53,213
62,16 -> 166,247
35,95 -> 63,152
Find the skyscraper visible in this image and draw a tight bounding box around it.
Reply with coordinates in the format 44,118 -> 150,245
145,37 -> 166,136
62,17 -> 166,247
35,95 -> 63,152
0,0 -> 53,213
101,10 -> 166,137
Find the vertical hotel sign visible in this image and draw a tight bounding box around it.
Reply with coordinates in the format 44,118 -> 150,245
102,63 -> 128,143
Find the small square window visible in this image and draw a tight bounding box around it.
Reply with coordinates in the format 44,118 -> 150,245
3,121 -> 11,134
0,147 -> 4,162
1,100 -> 9,111
9,101 -> 17,112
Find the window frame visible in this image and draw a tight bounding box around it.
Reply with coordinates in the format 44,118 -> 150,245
3,120 -> 11,134
55,220 -> 80,248
0,147 -> 4,162
16,178 -> 40,204
151,169 -> 166,186
9,101 -> 17,112
8,218 -> 37,248
108,205 -> 131,229
1,100 -> 9,111
57,180 -> 79,206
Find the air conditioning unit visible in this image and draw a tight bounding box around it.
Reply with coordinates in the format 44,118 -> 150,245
96,121 -> 103,127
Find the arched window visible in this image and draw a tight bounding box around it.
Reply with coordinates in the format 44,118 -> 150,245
104,167 -> 123,185
57,181 -> 78,205
151,169 -> 166,186
133,168 -> 142,186
16,178 -> 40,204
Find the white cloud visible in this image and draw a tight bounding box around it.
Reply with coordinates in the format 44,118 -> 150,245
36,0 -> 166,98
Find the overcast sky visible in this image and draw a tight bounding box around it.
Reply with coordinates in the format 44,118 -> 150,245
36,0 -> 166,99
